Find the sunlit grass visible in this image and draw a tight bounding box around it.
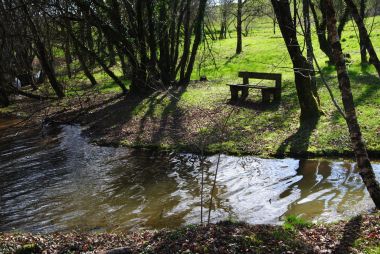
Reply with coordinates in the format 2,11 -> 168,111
62,16 -> 380,156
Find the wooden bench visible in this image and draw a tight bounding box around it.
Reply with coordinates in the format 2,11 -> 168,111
227,71 -> 282,103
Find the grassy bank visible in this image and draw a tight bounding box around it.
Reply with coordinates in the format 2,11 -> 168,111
1,212 -> 379,253
2,17 -> 380,158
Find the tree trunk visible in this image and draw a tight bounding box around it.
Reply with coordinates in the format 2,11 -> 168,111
271,0 -> 321,121
220,21 -> 226,40
183,0 -> 208,84
179,0 -> 192,81
0,72 -> 10,107
219,2 -> 228,40
135,0 -> 149,89
69,29 -> 127,94
303,0 -> 319,104
345,0 -> 380,78
337,5 -> 350,38
236,0 -> 243,54
324,0 -> 380,208
293,0 -> 297,27
66,21 -> 97,86
359,0 -> 368,63
158,1 -> 171,86
21,1 -> 65,98
107,41 -> 116,67
310,1 -> 334,63
74,44 -> 97,86
64,32 -> 72,78
36,37 -> 65,98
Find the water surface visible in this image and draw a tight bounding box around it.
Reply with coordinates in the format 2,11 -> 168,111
0,119 -> 378,233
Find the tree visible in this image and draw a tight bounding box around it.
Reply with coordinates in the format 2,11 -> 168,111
236,0 -> 243,54
344,0 -> 380,78
303,0 -> 319,103
323,0 -> 380,208
359,0 -> 368,63
20,0 -> 65,98
310,1 -> 334,63
337,4 -> 350,38
219,0 -> 233,39
271,0 -> 322,121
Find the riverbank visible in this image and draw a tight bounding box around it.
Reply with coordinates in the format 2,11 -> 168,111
1,212 -> 379,253
1,77 -> 380,159
2,16 -> 380,159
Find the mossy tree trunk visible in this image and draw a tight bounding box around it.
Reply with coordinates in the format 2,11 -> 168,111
324,0 -> 380,209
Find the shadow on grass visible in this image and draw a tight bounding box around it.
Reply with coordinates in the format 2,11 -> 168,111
62,83 -> 190,148
227,98 -> 281,112
135,85 -> 189,145
224,54 -> 239,66
329,69 -> 380,124
152,86 -> 188,144
334,215 -> 362,254
275,117 -> 319,157
82,93 -> 146,140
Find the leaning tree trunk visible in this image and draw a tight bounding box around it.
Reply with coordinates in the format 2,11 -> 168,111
337,5 -> 350,38
69,29 -> 128,94
236,0 -> 243,54
74,43 -> 97,86
310,1 -> 334,63
345,0 -> 380,77
21,1 -> 65,98
324,0 -> 380,208
271,0 -> 321,121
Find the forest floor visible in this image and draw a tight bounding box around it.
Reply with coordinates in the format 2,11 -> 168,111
1,212 -> 379,253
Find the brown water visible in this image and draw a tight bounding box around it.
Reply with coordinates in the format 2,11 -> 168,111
0,119 -> 378,233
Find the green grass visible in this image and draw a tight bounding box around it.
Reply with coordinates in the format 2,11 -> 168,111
283,215 -> 313,231
365,246 -> 380,254
182,16 -> 380,156
15,16 -> 380,157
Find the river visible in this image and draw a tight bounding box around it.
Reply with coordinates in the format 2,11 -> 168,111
0,119 -> 378,233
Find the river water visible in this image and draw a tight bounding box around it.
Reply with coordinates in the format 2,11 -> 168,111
0,119 -> 379,233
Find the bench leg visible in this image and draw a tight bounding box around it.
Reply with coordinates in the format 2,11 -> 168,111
274,89 -> 281,101
262,90 -> 271,104
241,87 -> 249,101
230,86 -> 239,102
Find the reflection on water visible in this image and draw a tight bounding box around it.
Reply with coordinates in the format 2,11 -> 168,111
0,119 -> 379,233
